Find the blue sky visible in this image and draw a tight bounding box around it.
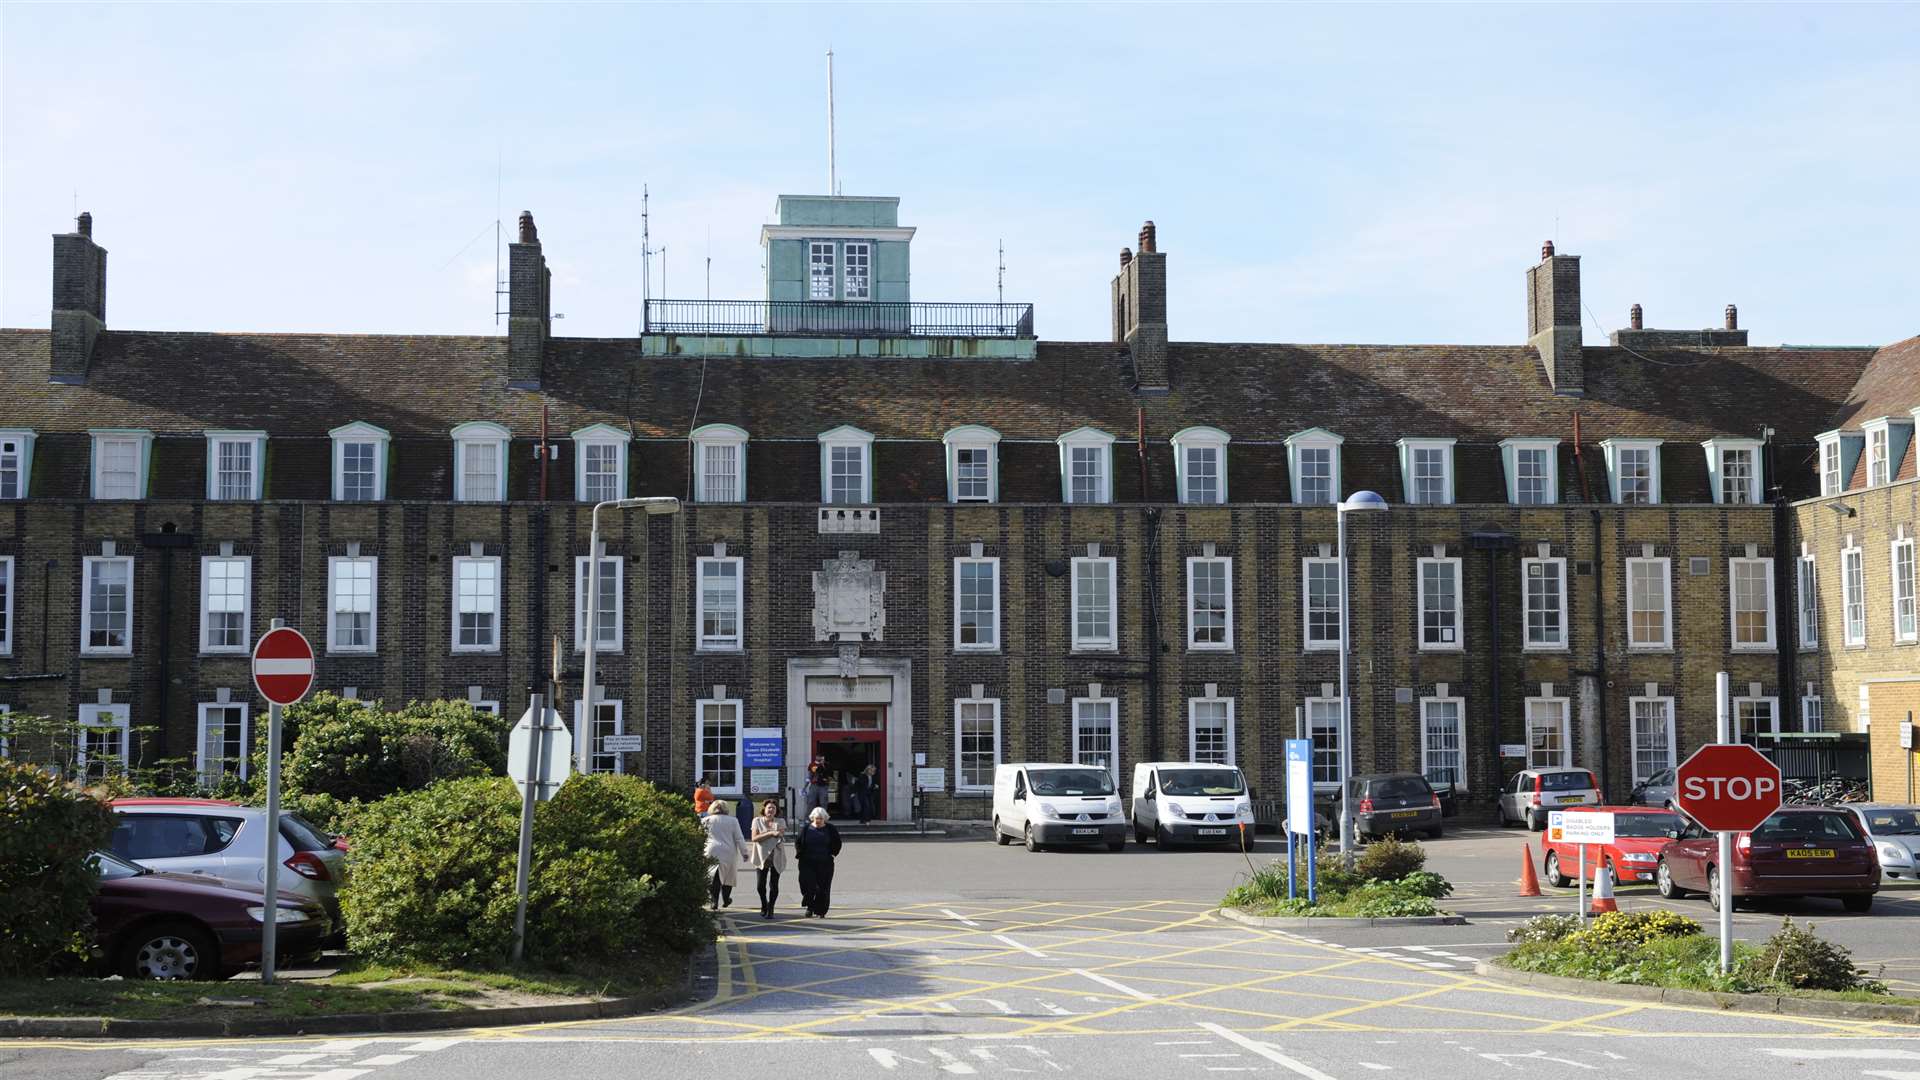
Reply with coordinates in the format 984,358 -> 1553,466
4,3 -> 1915,346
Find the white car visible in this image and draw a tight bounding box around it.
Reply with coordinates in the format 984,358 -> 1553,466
1498,767 -> 1601,831
991,763 -> 1127,851
110,799 -> 347,930
1846,804 -> 1920,882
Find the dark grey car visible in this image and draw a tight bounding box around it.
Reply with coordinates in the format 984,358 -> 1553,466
1347,773 -> 1443,840
1629,768 -> 1677,809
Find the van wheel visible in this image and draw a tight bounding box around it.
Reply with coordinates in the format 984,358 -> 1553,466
1134,822 -> 1149,845
993,817 -> 1010,846
1107,840 -> 1126,852
1155,824 -> 1178,851
1024,824 -> 1039,852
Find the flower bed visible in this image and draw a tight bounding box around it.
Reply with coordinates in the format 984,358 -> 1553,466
1223,838 -> 1453,918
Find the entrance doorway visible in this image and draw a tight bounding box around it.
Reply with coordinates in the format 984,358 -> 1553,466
812,706 -> 885,819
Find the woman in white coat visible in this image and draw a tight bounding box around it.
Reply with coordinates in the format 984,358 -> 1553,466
702,800 -> 746,910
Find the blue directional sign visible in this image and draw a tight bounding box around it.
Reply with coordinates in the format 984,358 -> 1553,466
742,727 -> 785,768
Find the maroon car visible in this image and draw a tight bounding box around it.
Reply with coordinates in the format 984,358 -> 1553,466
89,850 -> 332,980
1656,806 -> 1880,913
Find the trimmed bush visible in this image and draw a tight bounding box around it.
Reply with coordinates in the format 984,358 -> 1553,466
1568,910 -> 1700,951
286,698 -> 504,803
0,762 -> 116,975
1739,918 -> 1885,993
1354,836 -> 1426,882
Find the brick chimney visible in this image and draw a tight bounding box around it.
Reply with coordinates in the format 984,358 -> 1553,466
1111,221 -> 1168,392
50,212 -> 107,384
1629,303 -> 1643,330
1525,240 -> 1582,395
507,211 -> 551,389
1724,304 -> 1738,330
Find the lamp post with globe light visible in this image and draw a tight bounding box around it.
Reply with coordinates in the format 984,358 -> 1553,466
1336,490 -> 1387,865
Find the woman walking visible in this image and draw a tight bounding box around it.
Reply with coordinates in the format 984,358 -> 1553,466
749,800 -> 789,920
795,807 -> 843,918
701,799 -> 746,910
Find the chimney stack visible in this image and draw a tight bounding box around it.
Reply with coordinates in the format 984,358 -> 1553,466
1112,220 -> 1168,392
1119,248 -> 1132,268
1525,240 -> 1583,396
1629,303 -> 1643,330
507,210 -> 551,388
1724,304 -> 1738,330
1139,221 -> 1157,253
50,212 -> 108,384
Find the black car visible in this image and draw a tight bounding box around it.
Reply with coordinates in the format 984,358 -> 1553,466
1344,773 -> 1444,840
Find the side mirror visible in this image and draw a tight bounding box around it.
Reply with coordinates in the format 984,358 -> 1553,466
1665,829 -> 1681,840
1013,791 -> 1025,802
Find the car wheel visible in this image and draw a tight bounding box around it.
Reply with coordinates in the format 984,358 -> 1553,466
1656,858 -> 1688,899
1842,893 -> 1874,914
1545,851 -> 1571,888
1707,865 -> 1733,912
1155,823 -> 1177,851
119,921 -> 218,981
1528,811 -> 1545,832
993,817 -> 1010,846
1425,826 -> 1444,840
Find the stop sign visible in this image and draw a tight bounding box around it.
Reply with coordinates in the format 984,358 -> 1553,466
1675,743 -> 1782,832
252,627 -> 316,706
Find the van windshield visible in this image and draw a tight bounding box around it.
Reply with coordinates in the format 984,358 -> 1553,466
1160,769 -> 1245,796
1029,769 -> 1116,796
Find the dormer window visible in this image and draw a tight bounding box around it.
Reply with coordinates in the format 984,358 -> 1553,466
451,422 -> 510,502
1862,417 -> 1903,488
1500,438 -> 1559,505
572,425 -> 631,504
943,426 -> 1001,503
1600,439 -> 1662,505
1397,438 -> 1455,505
1816,431 -> 1846,496
1171,427 -> 1230,505
809,242 -> 835,300
1057,427 -> 1115,505
330,422 -> 390,502
205,431 -> 267,502
1285,429 -> 1342,505
89,429 -> 152,501
691,424 -> 748,503
818,425 -> 873,504
1703,438 -> 1763,505
0,430 -> 35,500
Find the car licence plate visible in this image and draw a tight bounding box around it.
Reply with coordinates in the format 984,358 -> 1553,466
1557,795 -> 1585,803
1198,828 -> 1228,836
1072,828 -> 1098,836
1786,849 -> 1835,859
1391,810 -> 1420,819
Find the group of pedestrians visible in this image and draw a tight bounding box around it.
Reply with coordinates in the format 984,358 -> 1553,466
802,757 -> 883,825
698,783 -> 842,919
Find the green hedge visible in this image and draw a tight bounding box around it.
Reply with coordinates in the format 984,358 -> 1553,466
0,762 -> 116,975
284,696 -> 505,804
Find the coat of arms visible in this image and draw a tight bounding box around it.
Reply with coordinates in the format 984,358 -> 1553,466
813,551 -> 886,642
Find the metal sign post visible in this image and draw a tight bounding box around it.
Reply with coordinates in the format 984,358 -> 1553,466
250,621 -> 315,986
1284,739 -> 1316,904
1715,672 -> 1733,974
262,698 -> 283,981
512,692 -> 545,963
1549,810 -> 1616,929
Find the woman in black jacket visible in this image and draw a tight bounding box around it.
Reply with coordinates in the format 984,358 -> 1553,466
795,807 -> 843,918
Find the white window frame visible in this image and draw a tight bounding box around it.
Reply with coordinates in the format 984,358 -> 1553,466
329,422 -> 389,502
1171,426 -> 1230,506
198,555 -> 252,655
81,555 -> 134,656
326,555 -> 378,654
1797,553 -> 1818,650
571,424 -> 631,505
1842,543 -> 1866,647
696,555 -> 744,652
1185,556 -> 1234,651
1703,438 -> 1763,505
943,425 -> 1000,503
0,429 -> 37,501
0,703 -> 10,758
1285,428 -> 1343,505
1817,432 -> 1845,496
1306,696 -> 1343,789
808,240 -> 836,301
954,556 -> 1001,652
195,702 -> 251,786
1628,696 -> 1676,785
690,424 -> 748,504
818,425 -> 874,505
0,556 -> 13,656
1070,556 -> 1117,652
954,697 -> 1002,792
1733,696 -> 1781,741
1071,695 -> 1120,784
1303,556 -> 1342,651
1863,419 -> 1892,488
574,555 -> 623,653
1729,557 -> 1776,652
1625,556 -> 1672,650
576,698 -> 627,775
1600,438 -> 1663,505
451,422 -> 510,502
1894,537 -> 1918,644
841,240 -> 871,301
1800,693 -> 1824,733
695,696 -> 743,794
89,429 -> 152,500
1419,694 -> 1466,790
1397,437 -> 1456,505
1188,696 -> 1236,766
451,555 -> 501,653
1524,695 -> 1572,769
1057,427 -> 1115,505
204,430 -> 267,501
1499,438 -> 1559,505
1521,556 -> 1568,651
77,703 -> 131,779
1416,556 -> 1464,651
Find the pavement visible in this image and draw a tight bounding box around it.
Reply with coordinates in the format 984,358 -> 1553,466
6,825 -> 1920,1080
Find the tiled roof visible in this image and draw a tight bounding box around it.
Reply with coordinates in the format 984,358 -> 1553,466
1834,335 -> 1920,431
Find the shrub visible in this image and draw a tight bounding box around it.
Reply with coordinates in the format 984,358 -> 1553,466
1739,918 -> 1885,993
0,762 -> 116,975
1568,910 -> 1701,951
1394,870 -> 1453,900
1355,837 -> 1426,883
1342,882 -> 1439,918
535,774 -> 710,956
1507,914 -> 1580,945
286,698 -> 504,803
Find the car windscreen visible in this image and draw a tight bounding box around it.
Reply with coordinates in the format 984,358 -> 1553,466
1860,809 -> 1920,836
1753,812 -> 1862,842
89,850 -> 147,880
1611,813 -> 1681,838
1366,777 -> 1431,801
1539,771 -> 1594,792
1159,769 -> 1245,796
1029,769 -> 1116,796
280,813 -> 334,852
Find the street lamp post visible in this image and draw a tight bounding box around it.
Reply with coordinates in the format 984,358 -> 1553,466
579,496 -> 682,776
1336,490 -> 1387,865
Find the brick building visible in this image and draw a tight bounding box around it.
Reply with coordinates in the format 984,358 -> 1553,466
1,200 -> 1913,821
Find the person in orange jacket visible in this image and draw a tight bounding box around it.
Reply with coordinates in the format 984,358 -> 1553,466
693,778 -> 715,816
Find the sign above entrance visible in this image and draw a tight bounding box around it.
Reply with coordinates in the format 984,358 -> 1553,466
806,675 -> 894,703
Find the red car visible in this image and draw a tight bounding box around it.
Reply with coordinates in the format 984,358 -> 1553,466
1656,806 -> 1880,913
89,850 -> 332,980
1541,806 -> 1683,887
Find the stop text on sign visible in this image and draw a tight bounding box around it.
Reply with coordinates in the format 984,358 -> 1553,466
1679,775 -> 1778,802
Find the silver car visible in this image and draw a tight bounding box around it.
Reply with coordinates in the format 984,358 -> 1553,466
1629,768 -> 1676,810
1846,804 -> 1920,882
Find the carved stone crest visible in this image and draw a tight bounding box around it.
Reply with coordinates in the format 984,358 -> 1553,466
813,551 -> 886,642
837,644 -> 862,678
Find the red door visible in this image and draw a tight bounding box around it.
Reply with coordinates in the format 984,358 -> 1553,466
811,707 -> 886,818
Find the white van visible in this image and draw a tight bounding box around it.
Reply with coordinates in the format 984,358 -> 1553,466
991,763 -> 1127,852
1130,761 -> 1255,849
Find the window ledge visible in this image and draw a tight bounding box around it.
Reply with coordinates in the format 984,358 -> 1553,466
1303,644 -> 1343,653
954,648 -> 1003,656
1730,646 -> 1778,654
1070,646 -> 1119,655
1626,646 -> 1675,654
79,651 -> 133,659
697,645 -> 746,655
452,647 -> 501,656
1419,645 -> 1466,654
1187,645 -> 1234,653
1521,645 -> 1571,654
327,650 -> 378,658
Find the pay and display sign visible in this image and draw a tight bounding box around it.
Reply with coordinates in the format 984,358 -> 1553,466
1675,743 -> 1782,832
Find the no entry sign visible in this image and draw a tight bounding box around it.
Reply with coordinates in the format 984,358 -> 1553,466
252,627 -> 315,706
1675,743 -> 1781,832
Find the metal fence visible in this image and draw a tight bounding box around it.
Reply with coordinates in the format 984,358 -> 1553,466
1755,732 -> 1871,783
645,299 -> 1035,339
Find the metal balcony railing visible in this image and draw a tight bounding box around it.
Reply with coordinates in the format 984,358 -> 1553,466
644,299 -> 1035,339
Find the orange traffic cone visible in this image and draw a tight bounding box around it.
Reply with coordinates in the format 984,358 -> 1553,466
1518,844 -> 1542,897
1589,863 -> 1619,914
